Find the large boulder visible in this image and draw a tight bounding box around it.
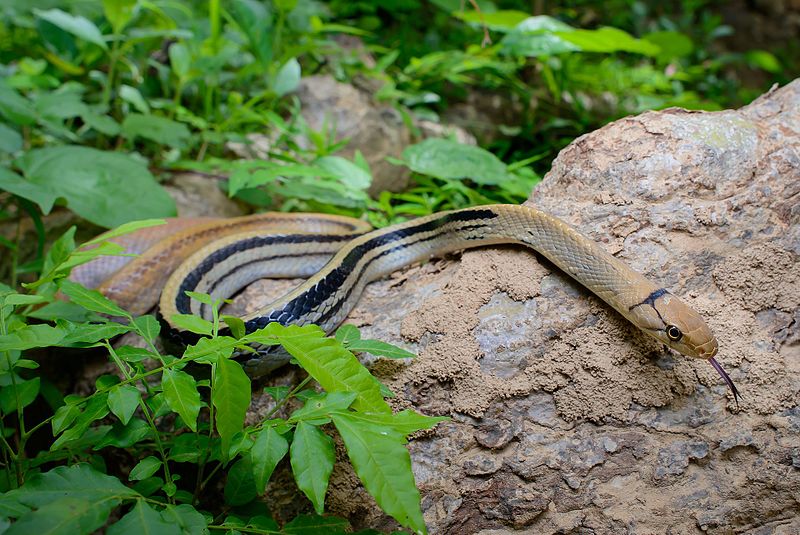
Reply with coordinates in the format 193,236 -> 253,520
237,81 -> 799,533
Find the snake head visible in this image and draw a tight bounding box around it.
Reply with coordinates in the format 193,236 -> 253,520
630,289 -> 739,406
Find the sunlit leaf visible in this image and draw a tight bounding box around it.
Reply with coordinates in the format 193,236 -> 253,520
290,422 -> 334,515
251,426 -> 289,493
213,357 -> 250,459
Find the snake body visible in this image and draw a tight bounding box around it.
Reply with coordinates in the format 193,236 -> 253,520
75,204 -> 738,400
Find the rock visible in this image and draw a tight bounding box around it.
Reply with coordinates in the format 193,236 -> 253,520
163,172 -> 246,218
296,74 -> 411,193
237,81 -> 800,532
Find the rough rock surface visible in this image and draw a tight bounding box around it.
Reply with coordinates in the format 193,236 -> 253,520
237,81 -> 800,533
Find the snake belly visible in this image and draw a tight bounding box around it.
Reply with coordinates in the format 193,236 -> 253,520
157,204 -> 720,378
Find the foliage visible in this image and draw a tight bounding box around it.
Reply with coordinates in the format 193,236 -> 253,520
0,225 -> 445,534
0,0 -> 793,533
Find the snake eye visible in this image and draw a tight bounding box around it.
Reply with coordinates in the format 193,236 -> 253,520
666,325 -> 683,341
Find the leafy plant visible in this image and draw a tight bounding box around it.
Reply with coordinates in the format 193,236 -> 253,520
0,225 -> 446,534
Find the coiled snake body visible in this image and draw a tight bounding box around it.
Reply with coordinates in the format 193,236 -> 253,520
72,204 -> 739,401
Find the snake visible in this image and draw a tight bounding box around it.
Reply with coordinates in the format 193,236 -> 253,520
72,204 -> 739,402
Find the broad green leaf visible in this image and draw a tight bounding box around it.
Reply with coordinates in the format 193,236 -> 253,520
0,377 -> 40,413
5,497 -> 110,535
249,324 -> 389,414
0,83 -> 37,125
51,394 -> 110,451
52,403 -> 80,435
169,433 -> 215,463
224,455 -> 257,506
183,336 -> 236,365
102,0 -> 137,34
115,346 -> 159,363
34,88 -> 88,120
0,324 -> 65,351
107,384 -> 140,425
14,146 -> 176,228
130,456 -> 162,481
643,31 -> 693,60
452,9 -> 530,32
108,500 -> 180,535
555,27 -> 660,56
94,419 -> 151,449
251,426 -> 289,493
262,386 -> 290,403
131,315 -> 160,343
159,504 -> 209,535
221,315 -> 245,339
169,42 -> 191,79
169,314 -> 213,337
316,156 -> 372,190
162,369 -> 203,432
0,167 -> 57,214
82,112 -> 120,135
0,122 -> 22,153
290,422 -> 334,515
213,357 -> 251,459
746,50 -> 782,73
60,280 -> 130,317
331,412 -> 426,534
59,322 -> 131,345
334,324 -> 360,345
401,138 -> 510,185
2,294 -> 46,306
119,85 -> 150,114
122,113 -> 191,148
288,392 -> 357,424
83,219 -> 166,247
333,410 -> 448,437
34,9 -> 108,50
3,464 -> 137,509
273,58 -> 301,96
345,339 -> 415,359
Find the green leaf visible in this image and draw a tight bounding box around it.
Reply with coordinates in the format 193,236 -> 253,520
248,324 -> 389,414
334,324 -> 360,345
0,377 -> 40,413
59,322 -> 131,346
401,138 -> 511,185
122,113 -> 191,148
0,167 -> 57,214
82,112 -> 120,136
83,219 -> 167,247
555,27 -> 660,56
0,324 -> 65,351
108,500 -> 180,535
94,419 -> 152,449
5,497 -> 110,535
52,403 -> 80,435
273,58 -> 301,96
183,336 -> 236,365
0,122 -> 23,153
316,156 -> 372,191
107,384 -> 140,425
289,392 -> 358,424
251,426 -> 289,493
34,9 -> 108,50
290,422 -> 334,515
159,504 -> 209,535
0,82 -> 37,125
59,280 -> 130,318
169,314 -> 213,337
452,9 -> 530,32
643,31 -> 693,60
746,50 -> 782,73
119,85 -> 150,114
331,412 -> 426,534
213,357 -> 251,459
130,456 -> 162,481
14,145 -> 176,228
333,410 -> 448,437
221,315 -> 246,339
102,0 -> 137,34
224,455 -> 257,506
169,42 -> 192,79
162,369 -> 203,432
131,315 -> 160,343
169,434 -> 215,463
3,464 -> 137,510
51,394 -> 110,451
345,339 -> 415,360
282,514 -> 349,534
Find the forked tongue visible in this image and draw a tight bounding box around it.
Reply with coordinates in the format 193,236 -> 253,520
709,357 -> 741,408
